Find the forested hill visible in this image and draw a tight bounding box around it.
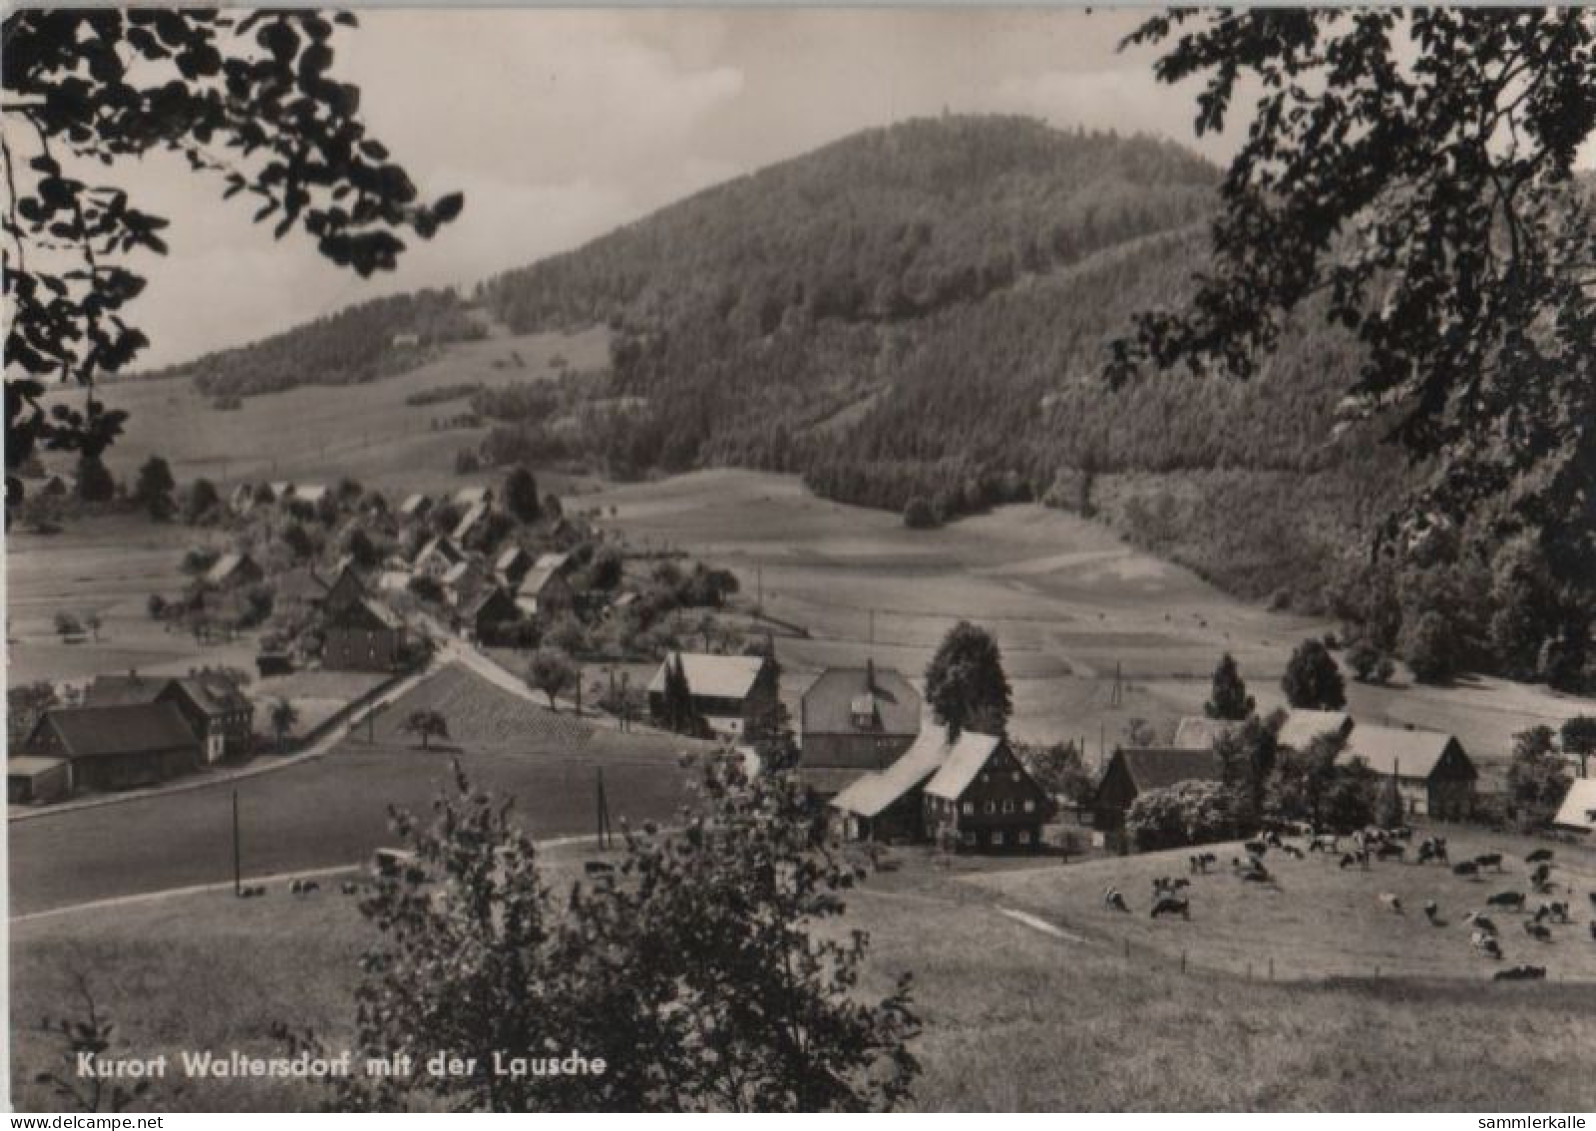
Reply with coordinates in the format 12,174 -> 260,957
474,116 -> 1411,603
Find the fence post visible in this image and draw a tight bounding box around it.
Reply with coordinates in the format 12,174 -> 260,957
1181,950 -> 1187,975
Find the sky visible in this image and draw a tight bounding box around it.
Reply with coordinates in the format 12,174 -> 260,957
62,7 -> 1262,369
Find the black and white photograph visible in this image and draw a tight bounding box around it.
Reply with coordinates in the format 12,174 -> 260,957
4,4 -> 1596,1115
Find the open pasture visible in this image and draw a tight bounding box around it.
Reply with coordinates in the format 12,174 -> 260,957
11,841 -> 1596,1111
588,469 -> 1589,773
969,829 -> 1596,984
32,325 -> 609,498
9,665 -> 703,916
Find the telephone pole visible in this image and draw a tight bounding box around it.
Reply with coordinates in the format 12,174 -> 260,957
596,767 -> 612,850
232,790 -> 242,897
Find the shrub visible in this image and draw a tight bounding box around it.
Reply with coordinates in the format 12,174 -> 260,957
1125,780 -> 1238,852
902,496 -> 938,529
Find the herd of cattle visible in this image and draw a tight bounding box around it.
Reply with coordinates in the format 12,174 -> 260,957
1101,826 -> 1595,983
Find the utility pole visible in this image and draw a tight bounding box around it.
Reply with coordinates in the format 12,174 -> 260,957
756,566 -> 763,615
232,790 -> 242,897
596,767 -> 612,850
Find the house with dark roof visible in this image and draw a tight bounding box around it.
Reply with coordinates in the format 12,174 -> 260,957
647,652 -> 779,740
24,703 -> 203,791
1342,724 -> 1476,820
470,587 -> 523,644
86,671 -> 254,763
797,663 -> 922,797
493,545 -> 534,588
413,535 -> 467,580
1091,746 -> 1226,832
324,595 -> 407,672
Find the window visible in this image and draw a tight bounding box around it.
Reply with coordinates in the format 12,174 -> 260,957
1020,831 -> 1033,845
981,772 -> 989,783
961,831 -> 977,846
983,800 -> 996,814
961,801 -> 973,815
1023,800 -> 1035,814
1002,800 -> 1015,814
1012,772 -> 1021,783
992,831 -> 1005,846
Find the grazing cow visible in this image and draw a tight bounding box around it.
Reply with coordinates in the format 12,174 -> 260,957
1240,867 -> 1273,885
1526,848 -> 1554,865
289,879 -> 320,895
1487,891 -> 1527,912
1475,853 -> 1505,872
584,860 -> 616,877
1423,901 -> 1442,925
1150,895 -> 1191,920
1377,892 -> 1404,914
1375,842 -> 1406,862
1453,860 -> 1480,879
1103,887 -> 1130,913
1280,844 -> 1305,860
1472,931 -> 1503,959
339,881 -> 360,896
1244,839 -> 1269,857
1547,901 -> 1570,924
1523,921 -> 1553,942
1264,831 -> 1283,848
1339,852 -> 1360,870
1493,965 -> 1546,982
1530,863 -> 1555,894
1310,833 -> 1339,854
1465,912 -> 1499,936
1390,826 -> 1414,841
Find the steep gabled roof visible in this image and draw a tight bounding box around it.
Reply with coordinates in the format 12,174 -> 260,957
452,500 -> 489,542
495,545 -> 531,573
38,703 -> 200,760
1278,709 -> 1354,751
517,562 -> 570,598
1117,747 -> 1225,793
1344,724 -> 1467,780
1171,716 -> 1239,751
647,652 -> 766,701
801,666 -> 921,737
831,729 -> 956,818
1554,777 -> 1596,832
204,552 -> 257,585
923,732 -> 1006,801
398,493 -> 431,516
84,673 -> 165,707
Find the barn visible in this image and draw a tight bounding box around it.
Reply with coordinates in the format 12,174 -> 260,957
1277,708 -> 1354,752
1171,717 -> 1239,750
1342,724 -> 1477,820
515,555 -> 576,619
204,551 -> 264,589
324,597 -> 407,672
646,652 -> 779,739
471,587 -> 522,644
829,728 -> 953,843
796,662 -> 921,797
1091,746 -> 1225,832
87,671 -> 254,763
24,704 -> 202,791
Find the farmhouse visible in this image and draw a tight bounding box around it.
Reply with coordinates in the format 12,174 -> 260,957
1091,746 -> 1225,832
413,535 -> 466,579
204,552 -> 263,589
515,555 -> 576,619
86,672 -> 254,763
398,492 -> 433,520
830,729 -> 950,843
1277,708 -> 1354,751
494,545 -> 534,588
647,652 -> 779,739
228,483 -> 257,515
454,485 -> 492,508
1554,777 -> 1596,835
1342,724 -> 1477,820
24,703 -> 202,791
324,596 -> 407,672
922,733 -> 1050,851
8,756 -> 71,804
470,587 -> 522,644
452,500 -> 490,543
1171,716 -> 1238,750
796,663 -> 922,797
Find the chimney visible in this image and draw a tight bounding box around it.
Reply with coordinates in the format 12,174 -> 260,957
865,657 -> 876,693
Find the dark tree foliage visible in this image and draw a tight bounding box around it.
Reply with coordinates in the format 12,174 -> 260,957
1215,714 -> 1279,830
1203,651 -> 1255,721
1561,715 -> 1596,779
924,620 -> 1012,740
1113,9 -> 1596,626
655,652 -> 706,737
1506,724 -> 1573,831
3,9 -> 462,523
1281,638 -> 1347,710
131,456 -> 175,520
502,464 -> 541,524
184,476 -> 220,524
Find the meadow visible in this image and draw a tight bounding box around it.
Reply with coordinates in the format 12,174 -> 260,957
9,664 -> 705,916
11,841 -> 1596,1112
584,469 -> 1588,783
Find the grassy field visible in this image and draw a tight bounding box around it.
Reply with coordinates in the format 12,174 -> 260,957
9,665 -> 706,916
11,844 -> 1596,1112
33,326 -> 610,498
967,829 -> 1596,984
585,469 -> 1592,784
